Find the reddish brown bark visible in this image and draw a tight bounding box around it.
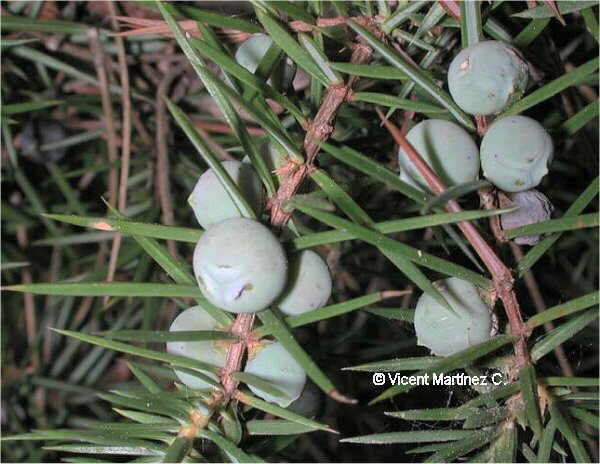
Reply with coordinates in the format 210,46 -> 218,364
270,43 -> 373,228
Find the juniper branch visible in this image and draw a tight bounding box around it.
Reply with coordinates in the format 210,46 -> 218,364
377,109 -> 531,371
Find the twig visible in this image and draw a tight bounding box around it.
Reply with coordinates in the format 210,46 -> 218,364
219,313 -> 257,397
88,28 -> 119,208
379,289 -> 412,299
193,120 -> 265,137
78,158 -> 101,192
113,17 -> 250,43
376,109 -> 531,371
156,66 -> 185,257
478,187 -> 507,243
195,126 -> 236,161
289,16 -> 378,33
400,95 -> 418,137
14,197 -> 46,424
566,63 -> 598,102
141,62 -> 163,87
141,54 -> 190,64
56,41 -> 131,71
16,225 -> 38,371
106,2 -> 133,305
130,108 -> 153,146
401,284 -> 414,308
270,43 -> 373,227
110,5 -> 133,214
437,0 -> 461,22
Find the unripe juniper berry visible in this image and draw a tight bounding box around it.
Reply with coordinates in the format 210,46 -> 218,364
398,119 -> 480,192
448,40 -> 529,115
414,278 -> 492,357
244,341 -> 307,407
167,306 -> 226,389
188,160 -> 263,229
277,250 -> 332,317
481,115 -> 553,192
193,218 -> 287,314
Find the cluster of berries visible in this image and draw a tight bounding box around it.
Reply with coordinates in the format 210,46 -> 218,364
168,154 -> 331,410
402,41 -> 554,356
170,146 -> 329,411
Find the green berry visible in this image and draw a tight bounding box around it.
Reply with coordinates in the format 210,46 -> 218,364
193,218 -> 287,313
481,116 -> 553,192
277,250 -> 332,317
235,34 -> 274,74
288,381 -> 323,418
166,306 -> 225,390
413,278 -> 492,357
244,341 -> 307,407
235,34 -> 295,89
242,142 -> 287,174
448,40 -> 529,115
398,119 -> 480,192
188,160 -> 263,230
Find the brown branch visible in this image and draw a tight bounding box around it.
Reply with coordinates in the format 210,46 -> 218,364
130,108 -> 153,146
106,2 -> 133,305
400,95 -> 418,137
377,109 -> 531,370
289,15 -> 379,33
478,187 -> 507,243
110,6 -> 133,214
270,43 -> 373,228
113,17 -> 250,43
219,313 -> 257,398
192,120 -> 266,137
438,0 -> 461,22
88,28 -> 118,208
13,190 -> 46,424
89,27 -> 122,306
53,42 -> 129,71
156,66 -> 185,257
